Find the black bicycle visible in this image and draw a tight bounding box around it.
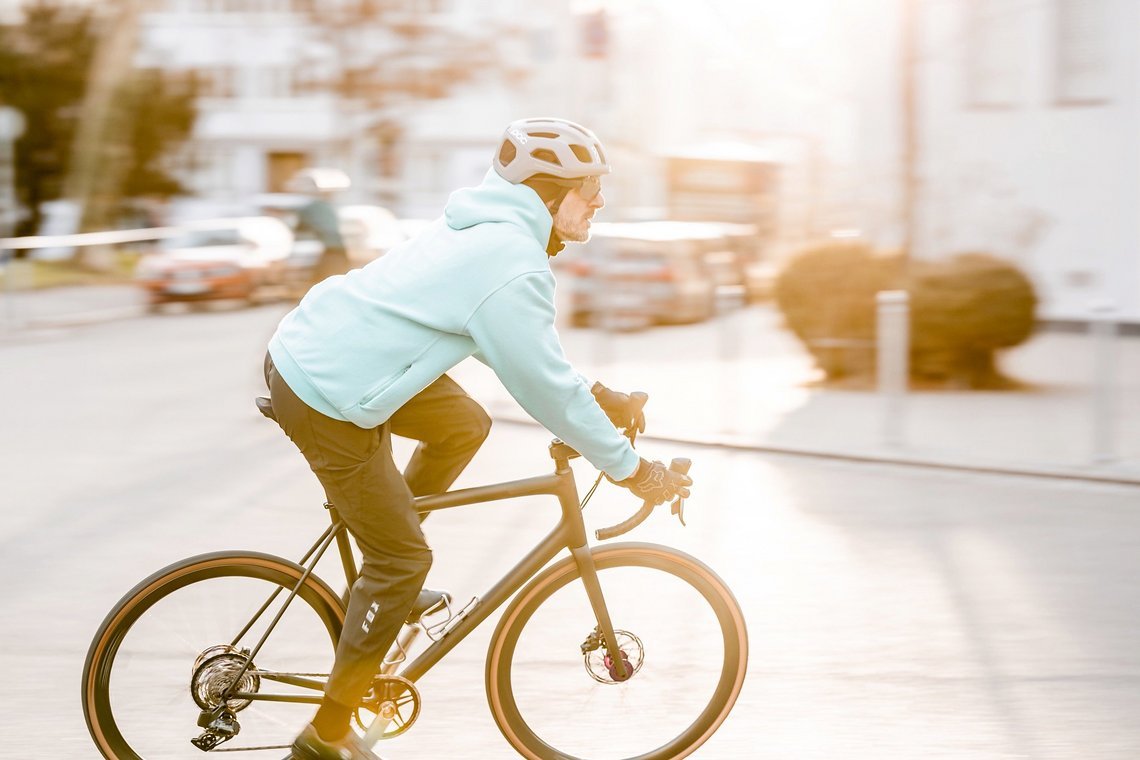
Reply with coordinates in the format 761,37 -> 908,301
83,395 -> 748,760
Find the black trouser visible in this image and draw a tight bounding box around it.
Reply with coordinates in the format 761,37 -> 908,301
264,353 -> 490,706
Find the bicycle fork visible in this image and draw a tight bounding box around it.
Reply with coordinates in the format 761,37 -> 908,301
570,545 -> 630,681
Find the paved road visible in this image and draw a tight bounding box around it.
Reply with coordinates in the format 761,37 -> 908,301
2,305 -> 1138,758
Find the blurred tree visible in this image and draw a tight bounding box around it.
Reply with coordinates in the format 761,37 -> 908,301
0,0 -> 96,236
295,0 -> 503,196
0,0 -> 197,238
117,68 -> 198,201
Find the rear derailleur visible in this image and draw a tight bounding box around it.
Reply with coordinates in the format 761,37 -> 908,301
191,703 -> 240,751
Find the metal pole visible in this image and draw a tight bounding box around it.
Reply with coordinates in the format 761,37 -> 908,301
1,243 -> 13,331
717,284 -> 745,434
877,290 -> 910,447
1090,302 -> 1118,464
900,0 -> 918,259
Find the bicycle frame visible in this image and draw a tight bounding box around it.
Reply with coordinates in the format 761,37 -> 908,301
227,441 -> 629,708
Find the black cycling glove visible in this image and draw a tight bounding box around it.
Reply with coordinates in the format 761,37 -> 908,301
611,458 -> 692,505
591,382 -> 646,433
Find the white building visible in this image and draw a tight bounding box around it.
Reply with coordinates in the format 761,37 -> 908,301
133,0 -> 1140,323
136,0 -> 597,220
911,0 -> 1140,323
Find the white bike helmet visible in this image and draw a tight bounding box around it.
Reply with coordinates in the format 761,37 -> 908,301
494,118 -> 611,183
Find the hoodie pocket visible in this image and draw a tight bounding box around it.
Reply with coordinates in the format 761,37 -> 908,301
353,365 -> 412,412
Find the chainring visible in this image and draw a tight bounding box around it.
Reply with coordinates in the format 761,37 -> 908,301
354,673 -> 421,739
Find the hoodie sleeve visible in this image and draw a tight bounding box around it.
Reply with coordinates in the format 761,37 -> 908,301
472,347 -> 593,388
466,271 -> 640,481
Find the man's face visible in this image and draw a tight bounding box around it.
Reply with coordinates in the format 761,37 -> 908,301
551,184 -> 605,243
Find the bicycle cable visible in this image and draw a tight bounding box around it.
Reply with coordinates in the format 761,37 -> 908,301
583,428 -> 638,510
579,472 -> 604,511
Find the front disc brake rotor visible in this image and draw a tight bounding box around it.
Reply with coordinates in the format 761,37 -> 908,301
584,629 -> 644,684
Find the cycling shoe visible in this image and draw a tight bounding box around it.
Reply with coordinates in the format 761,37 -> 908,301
291,723 -> 384,760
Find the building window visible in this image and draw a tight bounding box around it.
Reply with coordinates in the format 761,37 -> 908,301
267,152 -> 308,192
965,0 -> 1025,109
201,67 -> 236,98
1055,0 -> 1113,105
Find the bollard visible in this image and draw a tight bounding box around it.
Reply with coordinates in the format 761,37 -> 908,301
876,290 -> 909,447
1,244 -> 10,330
716,284 -> 746,434
1090,302 -> 1118,464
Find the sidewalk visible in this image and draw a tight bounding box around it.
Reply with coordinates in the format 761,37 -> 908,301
5,283 -> 1139,484
456,305 -> 1140,486
0,282 -> 145,331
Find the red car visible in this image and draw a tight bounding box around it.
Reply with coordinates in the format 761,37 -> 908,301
135,217 -> 293,309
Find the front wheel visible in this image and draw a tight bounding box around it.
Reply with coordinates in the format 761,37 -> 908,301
82,551 -> 346,760
486,543 -> 748,760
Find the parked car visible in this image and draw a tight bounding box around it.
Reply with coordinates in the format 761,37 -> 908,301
252,195 -> 409,288
337,204 -> 409,264
567,223 -> 719,330
134,217 -> 293,309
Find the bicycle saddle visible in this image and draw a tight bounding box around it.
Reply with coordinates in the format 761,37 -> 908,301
406,588 -> 451,624
255,396 -> 278,423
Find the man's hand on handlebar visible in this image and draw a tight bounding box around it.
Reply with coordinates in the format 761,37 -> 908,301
591,382 -> 646,434
611,458 -> 692,506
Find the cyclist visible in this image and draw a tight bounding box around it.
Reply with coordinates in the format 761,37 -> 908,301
263,117 -> 692,760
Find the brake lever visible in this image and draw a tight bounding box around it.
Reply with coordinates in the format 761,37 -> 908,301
668,457 -> 691,527
671,497 -> 686,526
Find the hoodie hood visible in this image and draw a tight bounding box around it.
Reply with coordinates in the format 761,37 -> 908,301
444,168 -> 552,246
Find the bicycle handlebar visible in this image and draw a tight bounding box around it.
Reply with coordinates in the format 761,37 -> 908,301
595,456 -> 691,541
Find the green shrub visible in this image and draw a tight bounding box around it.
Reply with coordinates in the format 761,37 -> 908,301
773,243 -> 903,377
775,246 -> 1037,388
909,253 -> 1038,387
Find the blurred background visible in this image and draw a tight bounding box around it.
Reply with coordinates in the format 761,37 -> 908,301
1,0 -> 1137,469
2,1 -> 1140,758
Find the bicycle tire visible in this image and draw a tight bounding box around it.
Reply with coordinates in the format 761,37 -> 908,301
485,542 -> 748,760
82,551 -> 345,760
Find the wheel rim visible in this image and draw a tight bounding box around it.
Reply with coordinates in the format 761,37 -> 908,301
85,557 -> 343,760
489,547 -> 747,760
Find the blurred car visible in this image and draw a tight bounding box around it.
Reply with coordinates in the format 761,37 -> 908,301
253,194 -> 408,272
744,259 -> 779,302
567,223 -> 719,330
338,204 -> 409,264
134,217 -> 293,308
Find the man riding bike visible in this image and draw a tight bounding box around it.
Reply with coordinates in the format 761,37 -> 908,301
263,117 -> 692,760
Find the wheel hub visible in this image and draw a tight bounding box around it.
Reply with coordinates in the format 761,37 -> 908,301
190,645 -> 260,712
583,629 -> 644,684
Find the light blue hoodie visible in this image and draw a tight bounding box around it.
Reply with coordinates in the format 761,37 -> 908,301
268,169 -> 640,481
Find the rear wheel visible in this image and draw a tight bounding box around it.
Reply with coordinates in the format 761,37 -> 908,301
486,543 -> 748,760
82,552 -> 345,760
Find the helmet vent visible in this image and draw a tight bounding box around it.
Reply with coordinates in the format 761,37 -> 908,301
569,144 -> 592,163
530,148 -> 561,166
498,141 -> 517,166
493,117 -> 610,183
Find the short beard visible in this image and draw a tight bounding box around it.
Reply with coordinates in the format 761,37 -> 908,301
552,208 -> 589,243
555,224 -> 589,243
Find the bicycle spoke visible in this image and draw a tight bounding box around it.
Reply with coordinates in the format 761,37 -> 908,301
92,566 -> 338,759
512,567 -> 723,756
489,550 -> 746,760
